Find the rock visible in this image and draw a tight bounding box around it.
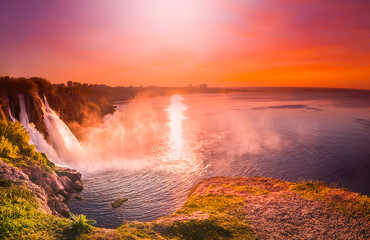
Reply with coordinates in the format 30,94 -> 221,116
111,198 -> 128,208
0,159 -> 29,182
58,189 -> 69,200
74,195 -> 83,201
55,202 -> 70,218
0,159 -> 51,214
49,173 -> 65,192
72,180 -> 83,192
23,166 -> 44,183
59,176 -> 73,191
0,159 -> 83,218
56,167 -> 82,183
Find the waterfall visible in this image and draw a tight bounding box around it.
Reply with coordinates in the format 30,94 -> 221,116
40,95 -> 85,165
6,99 -> 16,122
15,93 -> 86,167
14,92 -> 174,171
17,94 -> 61,163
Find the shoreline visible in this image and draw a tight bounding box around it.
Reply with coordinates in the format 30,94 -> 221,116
2,169 -> 369,239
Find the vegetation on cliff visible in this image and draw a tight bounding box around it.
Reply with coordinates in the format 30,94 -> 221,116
0,117 -> 84,221
0,119 -> 55,171
289,181 -> 370,219
0,178 -> 68,239
0,76 -> 115,137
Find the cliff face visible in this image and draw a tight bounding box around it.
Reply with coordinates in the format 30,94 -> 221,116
0,159 -> 82,217
0,118 -> 83,217
0,77 -> 115,219
0,76 -> 115,138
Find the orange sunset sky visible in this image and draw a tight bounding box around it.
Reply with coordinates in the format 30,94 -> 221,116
0,0 -> 369,89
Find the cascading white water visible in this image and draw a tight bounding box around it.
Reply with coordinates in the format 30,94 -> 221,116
15,93 -> 87,167
6,99 -> 16,122
40,95 -> 85,165
16,93 -> 156,169
15,93 -> 199,172
17,94 -> 61,163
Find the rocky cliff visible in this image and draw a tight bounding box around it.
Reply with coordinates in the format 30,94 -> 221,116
0,76 -> 115,138
0,159 -> 82,217
0,117 -> 83,218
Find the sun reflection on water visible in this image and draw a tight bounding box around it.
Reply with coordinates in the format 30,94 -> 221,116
159,95 -> 203,174
166,95 -> 187,152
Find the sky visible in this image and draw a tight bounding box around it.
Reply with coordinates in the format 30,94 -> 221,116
0,0 -> 369,89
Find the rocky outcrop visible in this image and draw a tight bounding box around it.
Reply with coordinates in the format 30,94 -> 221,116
0,158 -> 82,217
56,167 -> 82,183
0,159 -> 50,213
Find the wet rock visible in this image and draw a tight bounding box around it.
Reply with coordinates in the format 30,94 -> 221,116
111,198 -> 128,208
74,195 -> 83,201
56,167 -> 82,183
72,180 -> 83,192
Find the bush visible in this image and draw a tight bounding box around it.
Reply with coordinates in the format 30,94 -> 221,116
0,136 -> 19,158
69,214 -> 96,234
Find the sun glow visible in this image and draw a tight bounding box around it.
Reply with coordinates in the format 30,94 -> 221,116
122,0 -> 211,49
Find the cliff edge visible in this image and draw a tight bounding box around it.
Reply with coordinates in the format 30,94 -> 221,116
0,76 -> 115,138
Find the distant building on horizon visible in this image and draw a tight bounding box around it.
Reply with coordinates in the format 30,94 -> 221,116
199,83 -> 208,89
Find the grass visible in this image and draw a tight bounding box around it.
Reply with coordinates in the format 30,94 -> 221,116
114,193 -> 256,239
289,181 -> 370,219
0,179 -> 69,239
117,222 -> 164,240
222,184 -> 270,196
0,178 -> 104,240
157,194 -> 256,240
0,119 -> 55,171
167,219 -> 233,240
180,194 -> 245,216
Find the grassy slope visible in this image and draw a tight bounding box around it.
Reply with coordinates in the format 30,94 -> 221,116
289,181 -> 370,219
0,179 -> 68,240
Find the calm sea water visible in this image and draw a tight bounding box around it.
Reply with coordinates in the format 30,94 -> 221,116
68,89 -> 370,228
